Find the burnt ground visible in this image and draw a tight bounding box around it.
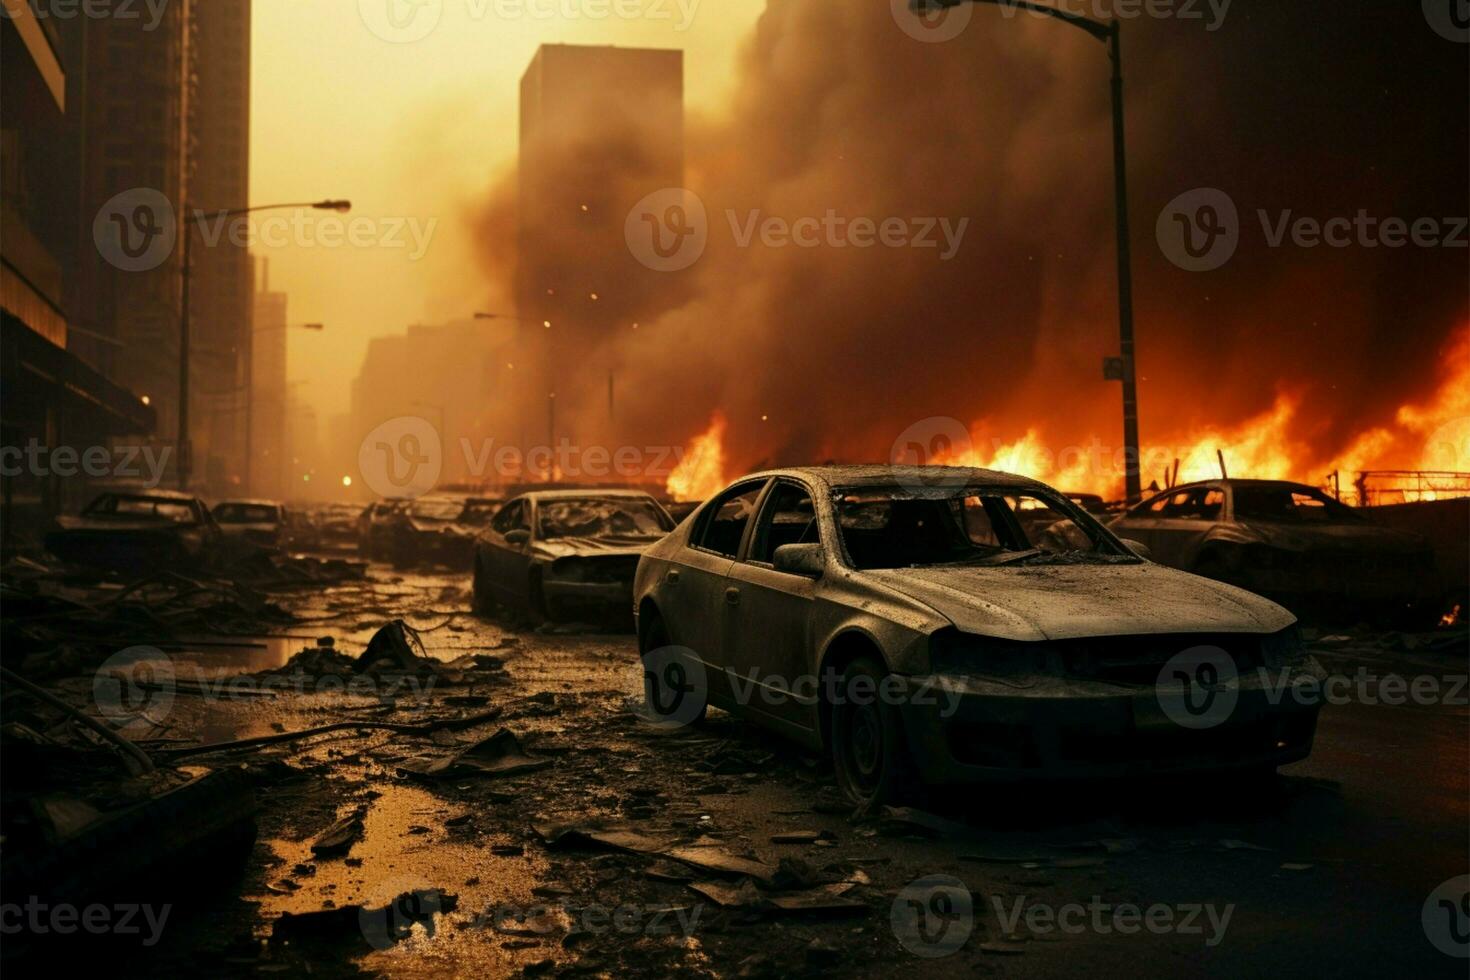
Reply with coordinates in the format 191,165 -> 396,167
7,562 -> 1468,978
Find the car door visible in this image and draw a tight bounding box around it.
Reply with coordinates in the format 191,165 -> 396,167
483,498 -> 533,603
721,479 -> 822,738
663,480 -> 767,705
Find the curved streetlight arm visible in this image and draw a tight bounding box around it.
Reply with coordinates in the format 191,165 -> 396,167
911,0 -> 1113,43
187,199 -> 352,220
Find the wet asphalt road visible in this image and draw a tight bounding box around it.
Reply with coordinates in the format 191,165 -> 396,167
60,565 -> 1469,978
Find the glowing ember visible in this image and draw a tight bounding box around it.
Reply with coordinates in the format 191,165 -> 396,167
667,414 -> 727,503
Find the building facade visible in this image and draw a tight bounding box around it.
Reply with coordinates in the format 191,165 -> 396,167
2,2 -> 155,540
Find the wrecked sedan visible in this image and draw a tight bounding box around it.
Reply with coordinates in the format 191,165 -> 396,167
45,490 -> 222,572
212,499 -> 295,549
633,466 -> 1324,805
385,496 -> 478,567
357,499 -> 409,559
473,489 -> 675,624
1108,479 -> 1435,622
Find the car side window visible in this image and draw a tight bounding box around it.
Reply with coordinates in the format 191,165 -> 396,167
750,482 -> 818,564
696,483 -> 765,558
491,500 -> 526,534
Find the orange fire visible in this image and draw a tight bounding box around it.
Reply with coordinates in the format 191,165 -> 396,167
669,325 -> 1467,503
666,414 -> 727,502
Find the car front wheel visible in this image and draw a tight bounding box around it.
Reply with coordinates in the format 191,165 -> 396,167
829,656 -> 914,807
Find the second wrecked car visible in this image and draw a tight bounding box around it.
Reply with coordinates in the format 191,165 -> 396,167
633,466 -> 1325,805
472,489 -> 675,625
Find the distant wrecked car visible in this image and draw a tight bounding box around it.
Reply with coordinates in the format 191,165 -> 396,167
47,490 -> 222,572
386,496 -> 478,567
1108,479 -> 1435,622
358,499 -> 408,559
472,490 -> 675,625
212,500 -> 290,549
633,466 -> 1323,805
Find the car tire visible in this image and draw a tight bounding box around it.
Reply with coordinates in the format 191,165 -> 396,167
829,656 -> 914,807
639,613 -> 706,726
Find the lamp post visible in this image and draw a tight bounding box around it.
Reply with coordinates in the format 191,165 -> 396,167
178,199 -> 349,490
911,0 -> 1142,502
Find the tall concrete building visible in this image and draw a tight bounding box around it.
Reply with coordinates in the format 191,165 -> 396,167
251,258 -> 288,501
2,4 -> 154,533
190,0 -> 254,492
71,0 -> 194,461
516,45 -> 684,456
70,0 -> 254,494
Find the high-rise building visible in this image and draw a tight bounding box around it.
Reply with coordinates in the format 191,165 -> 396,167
191,0 -> 253,492
70,0 -> 254,495
71,0 -> 193,456
251,258 -> 288,501
516,44 -> 684,455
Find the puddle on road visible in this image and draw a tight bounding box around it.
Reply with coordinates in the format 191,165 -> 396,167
256,780 -> 573,976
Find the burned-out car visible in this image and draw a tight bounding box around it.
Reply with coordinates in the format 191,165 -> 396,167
386,496 -> 478,567
45,490 -> 222,572
1108,479 -> 1435,621
357,499 -> 409,559
633,466 -> 1324,805
212,499 -> 292,549
310,502 -> 364,551
472,490 -> 675,625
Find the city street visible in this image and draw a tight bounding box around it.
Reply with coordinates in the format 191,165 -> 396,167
25,563 -> 1462,978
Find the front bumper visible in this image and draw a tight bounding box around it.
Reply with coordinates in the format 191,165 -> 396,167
895,666 -> 1323,784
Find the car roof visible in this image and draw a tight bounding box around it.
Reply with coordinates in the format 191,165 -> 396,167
214,499 -> 283,508
517,488 -> 660,501
96,489 -> 200,503
1148,478 -> 1326,495
728,465 -> 1048,492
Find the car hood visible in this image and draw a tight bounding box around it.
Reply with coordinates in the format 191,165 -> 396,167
532,536 -> 660,560
860,562 -> 1293,641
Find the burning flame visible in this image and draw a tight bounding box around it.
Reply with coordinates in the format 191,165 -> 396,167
667,414 -> 727,502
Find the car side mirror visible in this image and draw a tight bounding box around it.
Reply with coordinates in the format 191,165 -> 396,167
1119,538 -> 1153,561
505,529 -> 531,546
773,543 -> 825,577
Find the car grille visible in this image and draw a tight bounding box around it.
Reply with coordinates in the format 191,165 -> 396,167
1055,633 -> 1264,685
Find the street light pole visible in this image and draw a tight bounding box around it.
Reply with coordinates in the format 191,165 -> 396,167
178,199 -> 349,491
912,0 -> 1143,501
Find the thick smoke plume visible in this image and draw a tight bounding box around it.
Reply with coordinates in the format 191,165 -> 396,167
473,2 -> 1468,495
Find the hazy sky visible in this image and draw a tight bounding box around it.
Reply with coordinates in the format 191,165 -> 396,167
250,0 -> 764,419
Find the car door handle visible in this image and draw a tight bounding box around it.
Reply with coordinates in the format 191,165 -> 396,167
667,570 -> 680,585
724,587 -> 741,605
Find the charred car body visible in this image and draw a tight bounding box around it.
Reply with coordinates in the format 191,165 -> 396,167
46,491 -> 222,573
385,496 -> 479,567
357,499 -> 408,559
212,500 -> 298,550
1108,479 -> 1435,622
634,466 -> 1324,805
473,490 -> 675,625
